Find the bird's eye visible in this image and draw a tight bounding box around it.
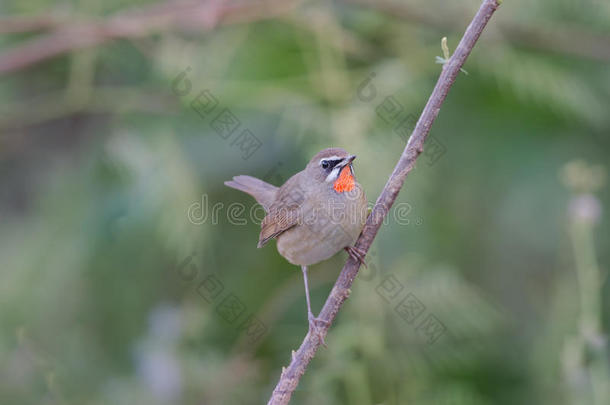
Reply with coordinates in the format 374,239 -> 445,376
321,160 -> 329,169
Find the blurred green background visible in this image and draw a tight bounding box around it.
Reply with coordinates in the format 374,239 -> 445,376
1,0 -> 609,404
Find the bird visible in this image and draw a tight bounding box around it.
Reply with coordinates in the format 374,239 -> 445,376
225,148 -> 368,342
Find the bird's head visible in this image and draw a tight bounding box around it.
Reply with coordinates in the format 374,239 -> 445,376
306,148 -> 357,193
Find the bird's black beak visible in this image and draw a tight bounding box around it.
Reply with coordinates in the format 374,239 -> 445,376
340,155 -> 356,167
337,155 -> 356,176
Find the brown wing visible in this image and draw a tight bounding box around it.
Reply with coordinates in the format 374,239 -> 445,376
257,173 -> 305,248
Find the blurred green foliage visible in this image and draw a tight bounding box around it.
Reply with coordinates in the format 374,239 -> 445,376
1,0 -> 609,404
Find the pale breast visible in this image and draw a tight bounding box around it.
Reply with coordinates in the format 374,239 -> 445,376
276,184 -> 367,266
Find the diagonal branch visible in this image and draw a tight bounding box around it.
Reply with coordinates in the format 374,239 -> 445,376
267,0 -> 502,403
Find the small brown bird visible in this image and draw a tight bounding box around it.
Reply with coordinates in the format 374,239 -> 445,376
225,148 -> 368,339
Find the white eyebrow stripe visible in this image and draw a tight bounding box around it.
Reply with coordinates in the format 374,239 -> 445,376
319,156 -> 342,165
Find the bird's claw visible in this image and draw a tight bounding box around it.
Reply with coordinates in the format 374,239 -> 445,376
308,314 -> 329,347
345,246 -> 367,268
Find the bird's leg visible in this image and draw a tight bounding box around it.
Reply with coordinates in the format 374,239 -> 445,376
301,265 -> 328,347
345,246 -> 367,268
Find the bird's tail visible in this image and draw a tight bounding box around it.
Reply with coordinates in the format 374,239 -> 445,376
224,175 -> 278,212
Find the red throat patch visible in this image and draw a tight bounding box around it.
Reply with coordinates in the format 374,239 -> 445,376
333,166 -> 355,193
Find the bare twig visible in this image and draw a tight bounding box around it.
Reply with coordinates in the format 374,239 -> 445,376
0,14 -> 68,33
266,0 -> 502,403
0,0 -> 298,74
0,87 -> 178,130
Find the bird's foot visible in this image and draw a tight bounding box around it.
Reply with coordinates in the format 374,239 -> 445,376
308,313 -> 329,347
345,246 -> 367,268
